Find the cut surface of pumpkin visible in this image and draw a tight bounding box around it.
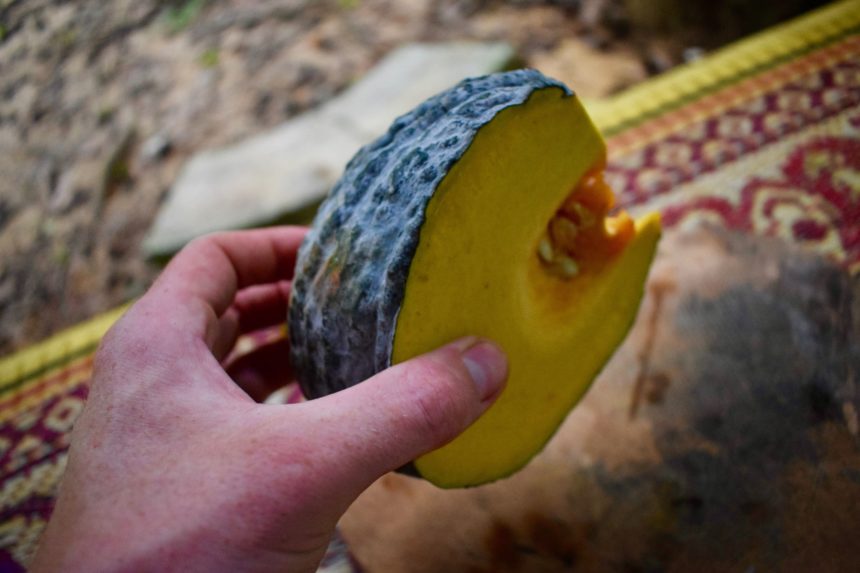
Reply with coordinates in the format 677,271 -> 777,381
289,70 -> 661,488
391,88 -> 660,486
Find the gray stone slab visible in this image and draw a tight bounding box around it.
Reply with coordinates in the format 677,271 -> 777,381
324,41 -> 515,138
143,42 -> 514,257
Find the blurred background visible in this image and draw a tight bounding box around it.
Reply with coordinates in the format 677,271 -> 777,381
0,0 -> 830,356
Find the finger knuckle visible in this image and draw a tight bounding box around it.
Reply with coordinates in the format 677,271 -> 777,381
94,313 -> 136,367
92,305 -> 180,386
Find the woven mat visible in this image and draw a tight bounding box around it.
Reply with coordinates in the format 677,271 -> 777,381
1,1 -> 858,569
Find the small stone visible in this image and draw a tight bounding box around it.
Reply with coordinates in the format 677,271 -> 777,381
139,133 -> 172,164
644,40 -> 679,75
683,46 -> 706,63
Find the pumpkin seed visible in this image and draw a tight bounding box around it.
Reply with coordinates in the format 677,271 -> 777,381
549,216 -> 579,252
538,237 -> 555,263
557,255 -> 580,278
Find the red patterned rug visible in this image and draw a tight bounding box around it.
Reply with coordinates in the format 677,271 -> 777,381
602,17 -> 859,273
0,1 -> 858,570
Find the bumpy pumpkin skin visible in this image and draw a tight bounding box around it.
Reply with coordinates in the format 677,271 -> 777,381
288,70 -> 569,397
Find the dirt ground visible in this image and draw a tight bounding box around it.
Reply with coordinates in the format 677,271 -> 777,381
0,0 -> 825,355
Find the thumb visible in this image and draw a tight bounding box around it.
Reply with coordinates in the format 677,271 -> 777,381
318,337 -> 508,483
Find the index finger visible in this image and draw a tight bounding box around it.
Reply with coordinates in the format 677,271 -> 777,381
146,226 -> 308,336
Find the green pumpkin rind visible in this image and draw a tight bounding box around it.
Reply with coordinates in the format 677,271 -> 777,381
288,69 -> 571,398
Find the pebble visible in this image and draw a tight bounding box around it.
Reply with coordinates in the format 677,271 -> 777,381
139,133 -> 172,164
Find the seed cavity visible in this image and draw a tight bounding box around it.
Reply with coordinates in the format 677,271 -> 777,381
538,168 -> 633,281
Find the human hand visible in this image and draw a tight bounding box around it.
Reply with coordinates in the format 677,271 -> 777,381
31,227 -> 508,572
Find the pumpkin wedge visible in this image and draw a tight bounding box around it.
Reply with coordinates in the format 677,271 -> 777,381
288,69 -> 661,488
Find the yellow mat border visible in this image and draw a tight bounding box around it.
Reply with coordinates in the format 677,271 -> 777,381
0,305 -> 129,396
587,0 -> 860,134
1,0 -> 858,394
605,34 -> 860,156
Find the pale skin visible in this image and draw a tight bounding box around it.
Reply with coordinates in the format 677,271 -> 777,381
31,226 -> 508,572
